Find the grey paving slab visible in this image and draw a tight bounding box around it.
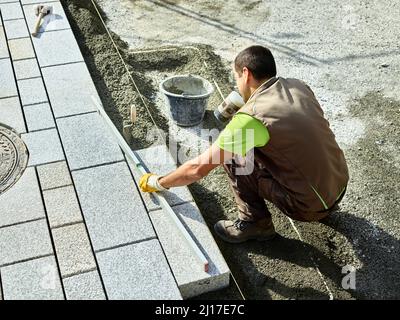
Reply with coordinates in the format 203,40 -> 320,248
150,202 -> 230,298
8,37 -> 34,60
128,145 -> 194,211
32,29 -> 83,67
41,62 -> 100,118
24,102 -> 55,131
0,219 -> 53,266
37,161 -> 72,190
52,223 -> 96,278
18,77 -> 47,106
63,271 -> 106,300
1,256 -> 64,300
0,167 -> 45,228
57,113 -> 123,170
0,96 -> 26,133
23,1 -> 70,33
0,2 -> 23,20
0,0 -> 20,3
43,185 -> 82,228
0,58 -> 17,98
96,239 -> 182,300
3,19 -> 29,39
22,128 -> 64,166
0,28 -> 9,58
72,162 -> 155,251
20,0 -> 53,4
13,58 -> 40,80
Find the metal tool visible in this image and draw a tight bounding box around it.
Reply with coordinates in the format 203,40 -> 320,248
32,5 -> 53,37
92,97 -> 209,273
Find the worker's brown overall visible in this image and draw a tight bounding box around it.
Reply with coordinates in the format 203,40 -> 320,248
223,158 -> 346,222
224,77 -> 349,223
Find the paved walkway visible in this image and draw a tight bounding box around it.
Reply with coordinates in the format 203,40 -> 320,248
0,0 -> 229,300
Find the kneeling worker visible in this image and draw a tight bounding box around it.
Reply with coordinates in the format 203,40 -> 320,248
139,45 -> 349,243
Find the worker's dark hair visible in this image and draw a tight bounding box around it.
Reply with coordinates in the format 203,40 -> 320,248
234,46 -> 276,80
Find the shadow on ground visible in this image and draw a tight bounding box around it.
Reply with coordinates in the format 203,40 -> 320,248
319,211 -> 400,299
193,177 -> 400,300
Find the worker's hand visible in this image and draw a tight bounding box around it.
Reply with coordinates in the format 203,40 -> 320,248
139,173 -> 168,193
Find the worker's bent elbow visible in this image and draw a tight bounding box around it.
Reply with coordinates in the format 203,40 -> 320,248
191,164 -> 217,180
188,166 -> 205,181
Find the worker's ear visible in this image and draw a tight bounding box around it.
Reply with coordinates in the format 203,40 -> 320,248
242,67 -> 250,84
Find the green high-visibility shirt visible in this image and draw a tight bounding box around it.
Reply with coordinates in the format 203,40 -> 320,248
215,113 -> 270,156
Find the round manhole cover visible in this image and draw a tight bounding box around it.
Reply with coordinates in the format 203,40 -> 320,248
0,123 -> 29,195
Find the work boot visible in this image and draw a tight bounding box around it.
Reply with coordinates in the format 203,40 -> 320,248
214,218 -> 276,244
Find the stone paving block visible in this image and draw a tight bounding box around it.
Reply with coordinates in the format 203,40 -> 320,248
150,202 -> 230,298
24,102 -> 55,131
72,162 -> 155,251
52,223 -> 96,278
63,271 -> 106,300
57,113 -> 123,170
37,161 -> 72,190
1,256 -> 64,300
43,185 -> 82,228
0,96 -> 26,133
32,29 -> 83,67
18,77 -> 47,106
0,2 -> 23,20
8,37 -> 35,60
96,239 -> 182,300
0,28 -> 8,58
13,58 -> 40,80
20,0 -> 51,4
23,1 -> 70,33
128,145 -> 194,211
0,219 -> 53,266
41,62 -> 100,118
4,19 -> 29,39
22,128 -> 64,166
0,58 -> 17,98
0,167 -> 45,227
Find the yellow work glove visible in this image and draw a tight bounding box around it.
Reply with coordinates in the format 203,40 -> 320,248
139,173 -> 167,193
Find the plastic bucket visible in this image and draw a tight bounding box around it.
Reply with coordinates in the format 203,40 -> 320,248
160,75 -> 214,126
